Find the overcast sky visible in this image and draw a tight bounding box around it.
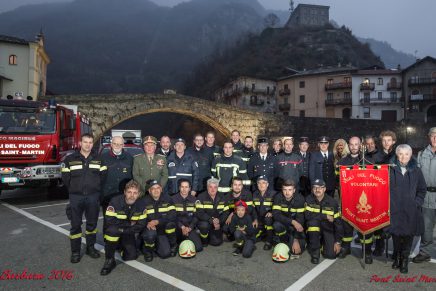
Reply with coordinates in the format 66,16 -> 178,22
0,0 -> 435,57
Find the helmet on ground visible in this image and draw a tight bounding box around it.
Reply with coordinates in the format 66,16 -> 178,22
179,240 -> 196,258
272,243 -> 290,262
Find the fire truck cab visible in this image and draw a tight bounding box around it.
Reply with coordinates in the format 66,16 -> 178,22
0,98 -> 91,196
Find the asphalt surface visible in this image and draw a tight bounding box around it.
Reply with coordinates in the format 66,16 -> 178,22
0,188 -> 435,291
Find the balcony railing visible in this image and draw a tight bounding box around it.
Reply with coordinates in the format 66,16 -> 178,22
409,94 -> 436,102
325,98 -> 352,106
278,103 -> 291,111
408,78 -> 436,86
325,82 -> 352,90
279,88 -> 290,96
387,82 -> 402,91
360,96 -> 404,104
360,83 -> 375,91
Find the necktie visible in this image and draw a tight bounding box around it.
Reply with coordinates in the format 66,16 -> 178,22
262,155 -> 265,161
323,153 -> 328,162
149,156 -> 153,163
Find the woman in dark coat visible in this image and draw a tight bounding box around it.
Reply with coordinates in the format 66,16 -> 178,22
389,144 -> 427,274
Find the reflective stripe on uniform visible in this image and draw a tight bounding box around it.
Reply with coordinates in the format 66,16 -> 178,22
105,211 -> 127,219
104,234 -> 120,242
69,233 -> 82,240
307,226 -> 320,232
61,168 -> 70,172
131,214 -> 147,220
360,237 -> 373,244
100,166 -> 107,171
272,205 -> 281,210
177,173 -> 192,176
70,165 -> 83,171
265,225 -> 274,230
333,212 -> 340,218
86,229 -> 98,235
275,230 -> 286,236
165,228 -> 176,234
88,164 -> 100,169
291,207 -> 305,213
305,206 -> 320,213
342,236 -> 353,242
218,187 -> 231,192
168,176 -> 177,179
200,233 -> 208,238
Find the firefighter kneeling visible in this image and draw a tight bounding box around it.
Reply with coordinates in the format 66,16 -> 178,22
305,179 -> 343,264
143,180 -> 177,262
101,180 -> 147,275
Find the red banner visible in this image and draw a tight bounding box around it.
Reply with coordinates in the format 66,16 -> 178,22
340,165 -> 390,235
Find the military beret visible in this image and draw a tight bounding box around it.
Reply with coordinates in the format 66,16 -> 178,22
143,135 -> 157,144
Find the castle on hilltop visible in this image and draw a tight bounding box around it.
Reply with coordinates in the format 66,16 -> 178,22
285,3 -> 330,28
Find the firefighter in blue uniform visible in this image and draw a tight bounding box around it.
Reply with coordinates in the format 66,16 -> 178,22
100,180 -> 147,275
223,177 -> 257,240
196,177 -> 229,246
211,141 -> 250,194
305,179 -> 343,264
171,179 -> 203,252
61,133 -> 107,264
143,180 -> 177,262
253,176 -> 276,250
272,179 -> 306,259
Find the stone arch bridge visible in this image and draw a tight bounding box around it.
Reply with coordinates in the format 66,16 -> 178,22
41,94 -> 427,149
41,94 -> 283,141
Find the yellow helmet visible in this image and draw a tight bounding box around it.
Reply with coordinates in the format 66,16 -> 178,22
272,243 -> 290,262
179,240 -> 196,258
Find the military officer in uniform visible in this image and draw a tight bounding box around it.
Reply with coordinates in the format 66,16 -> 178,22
248,137 -> 276,190
133,136 -> 168,194
309,136 -> 336,197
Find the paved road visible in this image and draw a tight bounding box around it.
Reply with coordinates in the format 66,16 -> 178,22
0,188 -> 435,291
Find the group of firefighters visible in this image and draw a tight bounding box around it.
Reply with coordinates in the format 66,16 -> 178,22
60,128 -> 436,276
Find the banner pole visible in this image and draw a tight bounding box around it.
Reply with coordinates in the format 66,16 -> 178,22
362,234 -> 366,269
385,237 -> 389,264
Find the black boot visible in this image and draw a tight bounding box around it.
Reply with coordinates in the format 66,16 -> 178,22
70,252 -> 81,264
365,254 -> 373,264
170,245 -> 178,257
232,247 -> 241,256
392,253 -> 401,269
400,257 -> 409,274
310,249 -> 320,264
372,239 -> 385,257
338,247 -> 350,259
144,251 -> 153,262
100,258 -> 116,276
86,246 -> 101,259
263,242 -> 272,250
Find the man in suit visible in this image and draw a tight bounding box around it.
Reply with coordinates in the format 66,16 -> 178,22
309,136 -> 336,197
298,137 -> 311,197
157,135 -> 172,157
133,136 -> 168,195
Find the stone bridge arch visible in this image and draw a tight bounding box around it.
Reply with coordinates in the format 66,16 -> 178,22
42,94 -> 282,141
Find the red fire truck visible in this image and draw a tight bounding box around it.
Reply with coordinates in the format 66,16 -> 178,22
0,98 -> 92,197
